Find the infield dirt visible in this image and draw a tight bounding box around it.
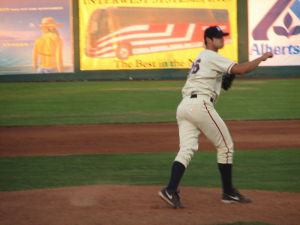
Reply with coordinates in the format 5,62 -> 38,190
0,120 -> 300,225
1,120 -> 300,156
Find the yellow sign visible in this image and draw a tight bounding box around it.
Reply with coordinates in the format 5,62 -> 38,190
79,0 -> 237,70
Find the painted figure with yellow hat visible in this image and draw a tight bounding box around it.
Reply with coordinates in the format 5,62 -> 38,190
33,17 -> 63,73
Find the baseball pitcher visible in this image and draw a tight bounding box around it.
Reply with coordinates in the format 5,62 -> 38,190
158,26 -> 273,208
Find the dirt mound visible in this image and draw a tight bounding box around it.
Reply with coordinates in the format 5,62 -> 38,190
1,185 -> 299,225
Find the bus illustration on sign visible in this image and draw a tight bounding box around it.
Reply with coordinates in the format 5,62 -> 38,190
85,7 -> 231,60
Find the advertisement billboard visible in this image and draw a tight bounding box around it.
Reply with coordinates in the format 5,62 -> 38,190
0,0 -> 74,75
79,0 -> 237,70
248,0 -> 300,66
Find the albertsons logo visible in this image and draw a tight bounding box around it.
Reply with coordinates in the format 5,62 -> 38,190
252,0 -> 300,40
250,0 -> 300,61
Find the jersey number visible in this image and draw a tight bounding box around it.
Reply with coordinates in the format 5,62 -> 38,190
190,59 -> 201,74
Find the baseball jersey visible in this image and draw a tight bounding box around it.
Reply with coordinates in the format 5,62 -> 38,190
182,49 -> 236,102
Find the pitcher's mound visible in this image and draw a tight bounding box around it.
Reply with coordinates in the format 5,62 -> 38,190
1,185 -> 299,225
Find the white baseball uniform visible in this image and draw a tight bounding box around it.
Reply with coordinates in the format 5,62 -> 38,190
175,49 -> 236,167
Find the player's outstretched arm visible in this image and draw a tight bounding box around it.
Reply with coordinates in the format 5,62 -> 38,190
231,52 -> 273,75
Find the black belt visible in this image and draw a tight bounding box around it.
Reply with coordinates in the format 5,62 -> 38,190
191,94 -> 214,103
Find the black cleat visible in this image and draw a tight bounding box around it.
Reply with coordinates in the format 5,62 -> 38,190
222,188 -> 252,203
158,188 -> 185,209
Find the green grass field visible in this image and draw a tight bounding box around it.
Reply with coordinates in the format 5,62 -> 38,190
1,149 -> 299,192
0,79 -> 299,193
0,79 -> 299,126
0,79 -> 299,225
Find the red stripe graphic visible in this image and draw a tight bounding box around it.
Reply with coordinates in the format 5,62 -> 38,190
85,22 -> 231,58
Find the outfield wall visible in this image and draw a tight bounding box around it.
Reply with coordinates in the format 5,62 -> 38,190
0,0 -> 299,82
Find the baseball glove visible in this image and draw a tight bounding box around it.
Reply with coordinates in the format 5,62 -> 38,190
222,73 -> 236,91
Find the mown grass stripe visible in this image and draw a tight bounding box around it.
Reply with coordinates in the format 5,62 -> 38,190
0,79 -> 299,126
0,149 -> 299,192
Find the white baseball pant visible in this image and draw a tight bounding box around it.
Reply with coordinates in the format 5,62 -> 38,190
175,94 -> 234,168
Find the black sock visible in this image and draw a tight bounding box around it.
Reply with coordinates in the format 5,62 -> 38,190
218,163 -> 233,194
167,161 -> 186,191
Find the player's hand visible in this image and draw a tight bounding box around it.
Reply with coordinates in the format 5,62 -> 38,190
261,52 -> 274,61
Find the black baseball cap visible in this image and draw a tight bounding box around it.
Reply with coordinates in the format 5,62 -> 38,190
204,26 -> 229,39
